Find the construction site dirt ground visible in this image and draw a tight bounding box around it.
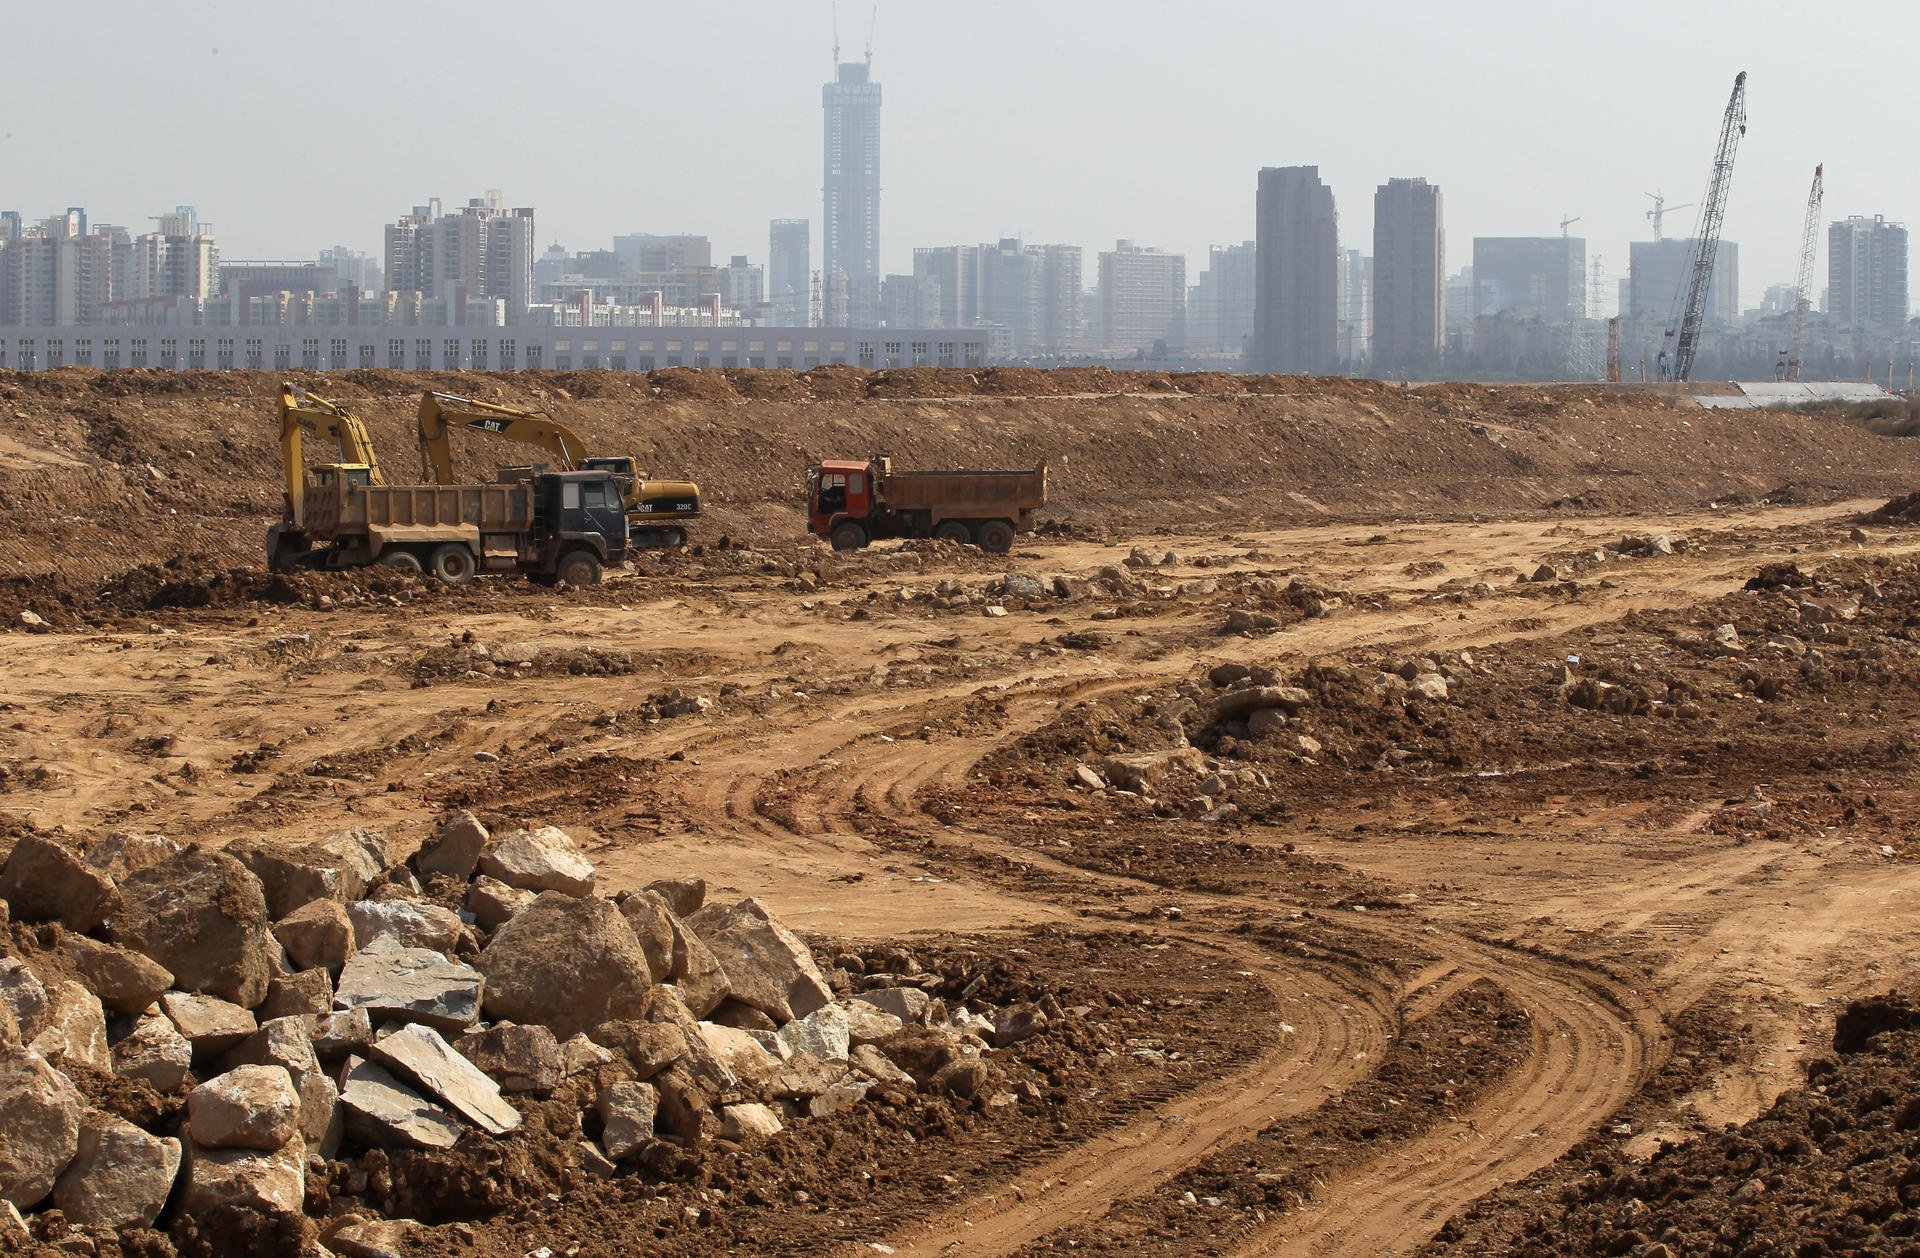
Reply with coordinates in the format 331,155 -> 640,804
7,370 -> 1920,1255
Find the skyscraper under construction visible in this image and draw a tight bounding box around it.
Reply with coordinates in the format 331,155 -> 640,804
822,53 -> 881,327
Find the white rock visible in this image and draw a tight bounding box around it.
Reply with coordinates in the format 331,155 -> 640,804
0,1045 -> 84,1208
188,1064 -> 300,1151
53,1111 -> 182,1229
598,1080 -> 659,1160
477,825 -> 595,897
369,1023 -> 520,1136
720,1101 -> 783,1141
777,1004 -> 851,1061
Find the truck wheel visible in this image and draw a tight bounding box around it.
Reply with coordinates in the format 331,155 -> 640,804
933,520 -> 972,545
557,550 -> 603,587
975,520 -> 1016,554
379,550 -> 423,572
429,544 -> 478,586
830,521 -> 869,552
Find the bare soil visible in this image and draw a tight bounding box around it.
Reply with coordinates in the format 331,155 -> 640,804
5,369 -> 1920,1256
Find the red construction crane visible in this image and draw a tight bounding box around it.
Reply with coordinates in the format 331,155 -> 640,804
1663,71 -> 1748,383
1785,164 -> 1824,382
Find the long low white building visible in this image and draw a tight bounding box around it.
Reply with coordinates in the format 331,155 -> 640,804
0,324 -> 991,373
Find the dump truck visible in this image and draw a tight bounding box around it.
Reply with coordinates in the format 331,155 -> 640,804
267,384 -> 630,586
806,457 -> 1047,553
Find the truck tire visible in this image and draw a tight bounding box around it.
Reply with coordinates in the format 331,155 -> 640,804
379,550 -> 423,572
933,520 -> 972,545
429,543 -> 478,586
975,519 -> 1016,554
830,521 -> 869,552
557,550 -> 603,587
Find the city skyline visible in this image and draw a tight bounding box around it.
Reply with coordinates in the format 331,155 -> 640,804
3,1 -> 1915,312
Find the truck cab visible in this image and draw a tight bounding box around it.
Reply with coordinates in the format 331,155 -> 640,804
536,470 -> 632,564
807,459 -> 874,536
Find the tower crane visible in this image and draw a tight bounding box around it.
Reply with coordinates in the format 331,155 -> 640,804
1645,191 -> 1694,242
1784,164 -> 1823,382
1664,71 -> 1748,383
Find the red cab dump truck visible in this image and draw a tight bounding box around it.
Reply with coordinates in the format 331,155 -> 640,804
806,457 -> 1048,553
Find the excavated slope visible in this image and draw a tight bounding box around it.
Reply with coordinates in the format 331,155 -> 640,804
0,366 -> 1914,580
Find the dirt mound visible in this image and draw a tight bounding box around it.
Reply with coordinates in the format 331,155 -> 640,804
1472,992 -> 1920,1256
5,367 -> 1920,589
1868,490 -> 1920,521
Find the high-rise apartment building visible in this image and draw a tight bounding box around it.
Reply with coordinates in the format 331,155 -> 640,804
385,192 -> 535,324
1190,242 -> 1256,354
1033,244 -> 1083,353
719,255 -> 764,311
318,246 -> 382,295
0,211 -> 114,326
911,245 -> 982,329
1252,166 -> 1338,374
1371,178 -> 1444,369
1338,250 -> 1373,363
823,56 -> 880,326
0,212 -> 21,243
1097,241 -> 1185,350
1472,238 -> 1585,323
769,219 -> 811,325
1627,238 -> 1738,327
1828,215 -> 1909,331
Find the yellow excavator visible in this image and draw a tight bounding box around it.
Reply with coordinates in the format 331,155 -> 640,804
414,390 -> 701,547
268,382 -> 391,571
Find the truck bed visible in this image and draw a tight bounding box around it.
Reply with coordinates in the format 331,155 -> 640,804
304,481 -> 532,539
881,466 -> 1047,514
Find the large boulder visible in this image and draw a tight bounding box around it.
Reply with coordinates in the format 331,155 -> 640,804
615,891 -> 676,982
477,893 -> 651,1040
334,942 -> 483,1034
415,811 -> 488,881
688,898 -> 831,1024
337,1057 -> 463,1151
113,1015 -> 193,1091
0,833 -> 116,932
1102,746 -> 1207,794
477,826 -> 595,897
666,912 -> 730,1017
181,1135 -> 306,1218
83,831 -> 181,882
229,828 -> 385,919
188,1064 -> 300,1151
161,991 -> 258,1061
62,936 -> 173,1015
0,1045 -> 84,1208
465,876 -> 536,931
693,1023 -> 783,1089
52,1111 -> 182,1230
110,846 -> 276,1009
272,899 -> 355,973
645,877 -> 705,917
261,968 -> 334,1020
30,981 -> 109,1071
777,1004 -> 851,1062
454,1023 -> 560,1094
347,899 -> 463,955
368,1023 -> 519,1136
0,961 -> 47,1043
222,1017 -> 340,1149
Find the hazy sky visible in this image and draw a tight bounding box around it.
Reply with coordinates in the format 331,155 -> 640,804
3,0 -> 1912,313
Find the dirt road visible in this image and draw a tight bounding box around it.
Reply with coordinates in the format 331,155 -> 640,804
4,499 -> 1919,1255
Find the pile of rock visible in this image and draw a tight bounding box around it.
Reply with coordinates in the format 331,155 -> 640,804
0,814 -> 1053,1251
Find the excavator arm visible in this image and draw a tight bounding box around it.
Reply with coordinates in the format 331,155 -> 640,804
416,391 -> 590,484
277,382 -> 388,527
414,389 -> 701,544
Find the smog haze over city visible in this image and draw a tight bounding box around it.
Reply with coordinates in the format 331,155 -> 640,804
2,0 -> 1912,305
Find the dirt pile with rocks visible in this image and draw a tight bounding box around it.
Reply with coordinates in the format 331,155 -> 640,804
4,367 -> 1918,583
1429,992 -> 1920,1257
0,813 -> 1091,1257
